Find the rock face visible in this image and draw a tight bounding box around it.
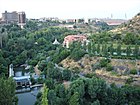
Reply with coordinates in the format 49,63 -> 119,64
111,13 -> 140,34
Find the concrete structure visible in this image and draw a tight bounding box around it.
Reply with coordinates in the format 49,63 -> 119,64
102,19 -> 127,26
9,64 -> 14,77
66,19 -> 76,23
63,35 -> 87,48
18,12 -> 26,28
13,76 -> 31,88
1,11 -> 18,23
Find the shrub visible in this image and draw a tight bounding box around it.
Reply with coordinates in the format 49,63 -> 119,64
92,63 -> 101,70
99,58 -> 110,67
30,77 -> 36,85
130,69 -> 137,75
106,64 -> 113,71
70,48 -> 86,61
84,73 -> 97,78
111,71 -> 118,76
125,77 -> 133,84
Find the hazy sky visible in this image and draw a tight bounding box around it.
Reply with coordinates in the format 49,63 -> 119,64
0,0 -> 140,19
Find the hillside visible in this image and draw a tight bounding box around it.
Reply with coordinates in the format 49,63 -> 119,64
111,13 -> 140,34
60,55 -> 140,86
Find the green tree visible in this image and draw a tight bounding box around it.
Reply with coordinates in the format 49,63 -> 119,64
48,90 -> 57,105
91,42 -> 96,55
96,43 -> 100,55
91,100 -> 100,105
123,33 -> 137,45
0,77 -> 17,105
116,44 -> 121,56
106,84 -> 126,105
69,79 -> 85,99
0,28 -> 7,48
122,85 -> 140,104
133,44 -> 139,58
99,58 -> 110,67
47,68 -> 62,81
0,51 -> 8,76
108,43 -> 114,56
41,84 -> 49,105
62,69 -> 72,81
106,64 -> 113,71
126,45 -> 131,57
70,48 -> 86,61
87,41 -> 92,54
45,78 -> 55,89
69,92 -> 80,105
102,43 -> 108,57
55,84 -> 66,98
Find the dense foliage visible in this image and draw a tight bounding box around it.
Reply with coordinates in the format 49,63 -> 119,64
0,22 -> 79,76
0,76 -> 18,105
35,75 -> 140,105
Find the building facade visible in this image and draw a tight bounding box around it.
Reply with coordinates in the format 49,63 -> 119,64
0,11 -> 26,28
18,12 -> 26,28
1,11 -> 18,23
18,12 -> 26,24
63,35 -> 87,48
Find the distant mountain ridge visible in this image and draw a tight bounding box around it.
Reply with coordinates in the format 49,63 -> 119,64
111,13 -> 140,34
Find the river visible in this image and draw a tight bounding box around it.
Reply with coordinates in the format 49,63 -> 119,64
16,87 -> 40,105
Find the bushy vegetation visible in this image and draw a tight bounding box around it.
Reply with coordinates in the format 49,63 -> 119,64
0,22 -> 79,76
35,76 -> 140,105
0,76 -> 18,105
130,69 -> 137,75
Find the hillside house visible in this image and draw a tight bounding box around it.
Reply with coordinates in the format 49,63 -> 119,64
63,35 -> 88,48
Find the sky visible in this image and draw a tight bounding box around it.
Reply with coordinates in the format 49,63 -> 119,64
0,0 -> 140,19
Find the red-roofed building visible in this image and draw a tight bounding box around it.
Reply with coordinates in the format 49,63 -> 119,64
63,35 -> 87,48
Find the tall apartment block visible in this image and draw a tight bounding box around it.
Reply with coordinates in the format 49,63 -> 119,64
18,12 -> 26,28
1,11 -> 18,23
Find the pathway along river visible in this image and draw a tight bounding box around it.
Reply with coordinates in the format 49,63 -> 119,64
14,67 -> 41,105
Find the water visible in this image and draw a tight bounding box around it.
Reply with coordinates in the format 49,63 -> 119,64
16,87 -> 40,105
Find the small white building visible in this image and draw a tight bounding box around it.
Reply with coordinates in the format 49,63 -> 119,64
53,39 -> 60,45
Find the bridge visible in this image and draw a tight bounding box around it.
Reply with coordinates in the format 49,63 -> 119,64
30,84 -> 43,88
